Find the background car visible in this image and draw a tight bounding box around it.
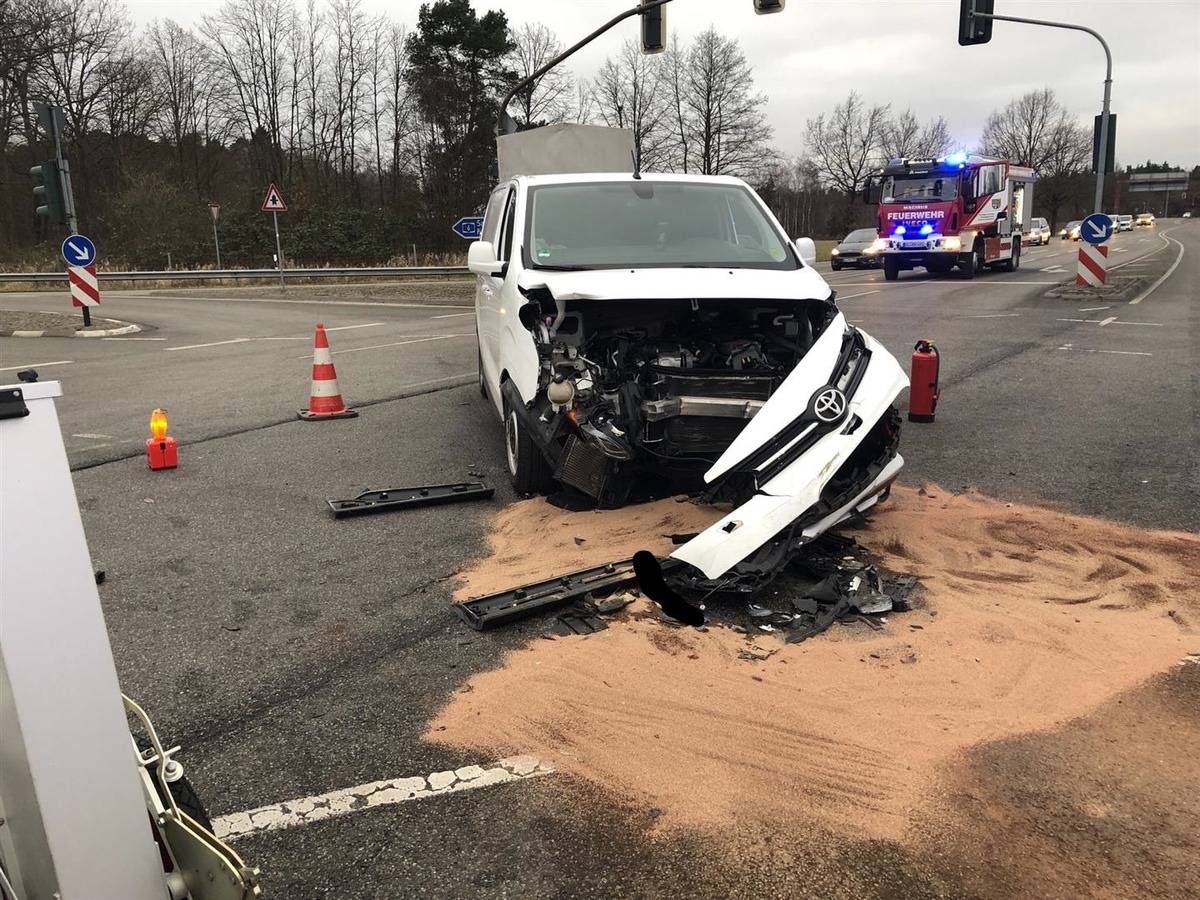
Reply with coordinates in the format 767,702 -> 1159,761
1136,212 -> 1156,226
1060,220 -> 1082,240
1116,214 -> 1134,232
1028,217 -> 1051,245
830,227 -> 884,270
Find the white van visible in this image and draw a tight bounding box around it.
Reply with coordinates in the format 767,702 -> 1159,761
1027,217 -> 1050,246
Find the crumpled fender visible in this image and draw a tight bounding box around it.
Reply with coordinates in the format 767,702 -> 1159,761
670,325 -> 908,579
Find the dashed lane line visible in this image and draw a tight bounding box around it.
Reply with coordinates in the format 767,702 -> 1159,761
212,756 -> 555,842
1055,343 -> 1152,357
431,312 -> 475,319
0,359 -> 73,372
308,333 -> 474,359
835,290 -> 880,300
962,313 -> 1020,319
167,338 -> 252,351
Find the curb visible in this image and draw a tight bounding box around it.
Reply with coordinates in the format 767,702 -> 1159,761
2,322 -> 142,338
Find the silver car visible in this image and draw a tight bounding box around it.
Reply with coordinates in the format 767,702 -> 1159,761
1027,217 -> 1051,246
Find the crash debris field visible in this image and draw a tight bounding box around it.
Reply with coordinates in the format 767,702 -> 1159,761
431,485 -> 1200,877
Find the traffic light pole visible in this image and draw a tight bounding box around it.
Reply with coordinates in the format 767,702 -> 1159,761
496,0 -> 672,135
972,12 -> 1112,215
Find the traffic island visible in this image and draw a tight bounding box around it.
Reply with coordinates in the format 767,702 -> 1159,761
0,309 -> 141,337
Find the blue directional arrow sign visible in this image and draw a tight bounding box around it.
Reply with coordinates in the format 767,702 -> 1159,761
1080,213 -> 1113,245
61,234 -> 97,266
452,217 -> 484,240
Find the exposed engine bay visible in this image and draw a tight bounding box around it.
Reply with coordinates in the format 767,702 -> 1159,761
513,290 -> 842,508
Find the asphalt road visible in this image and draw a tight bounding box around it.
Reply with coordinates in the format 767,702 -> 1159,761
1,220 -> 1195,898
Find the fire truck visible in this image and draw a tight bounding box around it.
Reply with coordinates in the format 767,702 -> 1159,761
866,153 -> 1036,280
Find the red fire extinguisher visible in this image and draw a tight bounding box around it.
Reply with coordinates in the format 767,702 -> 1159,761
909,339 -> 941,423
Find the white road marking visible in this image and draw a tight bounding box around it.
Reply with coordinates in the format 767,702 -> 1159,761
1040,265 -> 1067,272
72,433 -> 113,440
102,337 -> 167,341
431,312 -> 475,319
1077,306 -> 1110,312
1129,236 -> 1185,305
1055,345 -> 1153,357
1098,316 -> 1118,326
836,290 -> 880,300
0,359 -> 73,372
211,756 -> 555,842
1111,321 -> 1163,327
324,322 -> 384,331
166,338 -> 252,351
293,334 -> 472,359
1112,247 -> 1128,253
962,313 -> 1020,319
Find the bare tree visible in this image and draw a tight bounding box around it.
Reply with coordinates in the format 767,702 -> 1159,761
977,87 -> 1090,175
805,91 -> 890,200
677,27 -> 771,177
591,39 -> 669,171
880,108 -> 953,160
980,88 -> 1092,227
200,0 -> 293,182
509,23 -> 575,128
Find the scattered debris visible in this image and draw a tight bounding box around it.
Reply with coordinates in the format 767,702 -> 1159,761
738,645 -> 776,662
94,569 -> 106,585
573,536 -> 586,546
328,481 -> 494,518
553,598 -> 609,636
633,550 -> 705,627
455,558 -> 677,631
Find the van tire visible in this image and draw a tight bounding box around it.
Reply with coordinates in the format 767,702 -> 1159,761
504,396 -> 554,496
883,258 -> 899,281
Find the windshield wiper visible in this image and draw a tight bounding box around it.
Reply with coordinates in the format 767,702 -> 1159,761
532,263 -> 591,271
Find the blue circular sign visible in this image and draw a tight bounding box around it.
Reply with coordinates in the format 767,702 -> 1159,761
1080,214 -> 1113,245
61,234 -> 97,266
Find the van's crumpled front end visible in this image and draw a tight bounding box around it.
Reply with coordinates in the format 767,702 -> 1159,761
670,310 -> 908,589
509,271 -> 908,587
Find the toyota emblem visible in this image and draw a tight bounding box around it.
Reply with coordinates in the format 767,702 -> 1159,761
812,387 -> 847,424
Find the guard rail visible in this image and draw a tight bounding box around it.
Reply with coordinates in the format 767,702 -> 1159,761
0,266 -> 470,284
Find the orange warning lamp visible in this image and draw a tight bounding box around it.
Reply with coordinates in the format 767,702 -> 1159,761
146,408 -> 178,470
150,408 -> 168,440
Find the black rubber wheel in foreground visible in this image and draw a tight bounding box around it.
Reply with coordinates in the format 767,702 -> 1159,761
134,736 -> 214,832
504,396 -> 555,496
883,258 -> 899,281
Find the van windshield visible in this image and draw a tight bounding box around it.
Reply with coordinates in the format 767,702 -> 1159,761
524,181 -> 798,270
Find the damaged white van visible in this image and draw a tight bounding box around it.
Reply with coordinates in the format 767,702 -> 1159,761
470,171 -> 908,588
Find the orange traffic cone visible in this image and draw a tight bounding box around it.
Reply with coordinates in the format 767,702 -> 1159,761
298,324 -> 358,420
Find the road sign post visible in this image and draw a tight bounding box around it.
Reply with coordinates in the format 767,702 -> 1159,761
209,203 -> 222,269
34,100 -> 90,323
261,184 -> 288,289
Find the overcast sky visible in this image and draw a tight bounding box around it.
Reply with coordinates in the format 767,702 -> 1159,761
122,0 -> 1200,169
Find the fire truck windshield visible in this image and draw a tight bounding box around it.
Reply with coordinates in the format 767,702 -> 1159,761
882,175 -> 959,203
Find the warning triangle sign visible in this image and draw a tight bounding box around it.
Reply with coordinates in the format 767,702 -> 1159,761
261,183 -> 288,212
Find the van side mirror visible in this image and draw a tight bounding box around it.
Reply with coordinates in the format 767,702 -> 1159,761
467,240 -> 506,278
793,236 -> 817,265
862,176 -> 877,205
995,210 -> 1008,221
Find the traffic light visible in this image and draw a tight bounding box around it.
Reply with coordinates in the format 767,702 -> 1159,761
958,0 -> 995,46
31,159 -> 67,225
753,0 -> 786,12
639,0 -> 665,55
